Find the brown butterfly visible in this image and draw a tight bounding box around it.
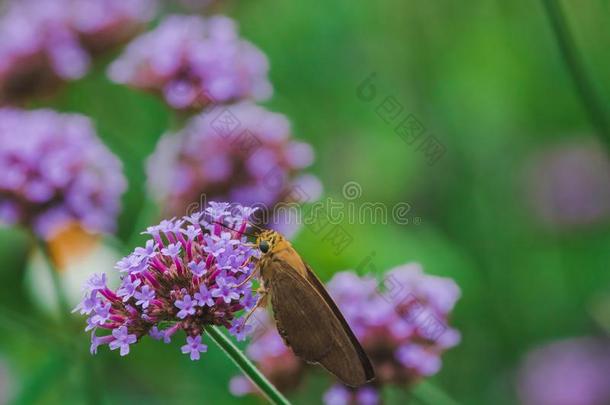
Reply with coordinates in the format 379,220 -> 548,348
239,228 -> 375,387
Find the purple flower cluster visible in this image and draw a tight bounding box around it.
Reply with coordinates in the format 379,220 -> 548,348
107,15 -> 272,110
327,264 -> 461,381
0,108 -> 126,239
76,202 -> 261,360
517,337 -> 610,405
525,138 -> 610,229
146,102 -> 321,235
230,263 -> 461,404
0,0 -> 157,103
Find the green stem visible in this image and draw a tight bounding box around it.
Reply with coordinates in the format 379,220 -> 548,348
33,237 -> 71,320
410,380 -> 460,405
541,0 -> 610,143
203,325 -> 291,405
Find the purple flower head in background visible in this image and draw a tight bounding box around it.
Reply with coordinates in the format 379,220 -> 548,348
71,0 -> 158,53
0,108 -> 127,240
517,337 -> 610,405
524,138 -> 610,229
77,202 -> 261,360
147,102 -> 321,237
0,0 -> 157,103
230,263 -> 461,401
107,14 -> 272,110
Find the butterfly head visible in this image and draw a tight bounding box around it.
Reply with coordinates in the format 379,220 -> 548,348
256,229 -> 283,254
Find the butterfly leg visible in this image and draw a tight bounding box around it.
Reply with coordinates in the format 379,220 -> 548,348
235,265 -> 259,288
243,286 -> 269,325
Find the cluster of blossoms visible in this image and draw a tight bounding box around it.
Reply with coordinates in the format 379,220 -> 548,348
75,202 -> 261,359
525,138 -> 610,229
517,337 -> 610,405
230,263 -> 461,404
107,15 -> 272,110
0,0 -> 157,103
0,108 -> 126,239
146,102 -> 321,235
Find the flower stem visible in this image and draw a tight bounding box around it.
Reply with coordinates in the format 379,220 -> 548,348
203,325 -> 291,405
34,237 -> 71,320
541,0 -> 610,143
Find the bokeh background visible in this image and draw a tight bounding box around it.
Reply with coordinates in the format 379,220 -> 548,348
1,0 -> 610,404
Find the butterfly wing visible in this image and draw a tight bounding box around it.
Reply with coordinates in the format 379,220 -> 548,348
267,259 -> 375,387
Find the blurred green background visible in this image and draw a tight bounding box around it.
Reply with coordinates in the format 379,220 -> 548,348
2,0 -> 610,404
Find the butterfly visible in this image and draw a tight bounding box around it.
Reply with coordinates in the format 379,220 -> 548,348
238,228 -> 375,387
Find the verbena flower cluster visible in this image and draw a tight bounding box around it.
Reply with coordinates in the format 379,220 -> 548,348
0,108 -> 126,239
0,0 -> 157,103
107,15 -> 272,110
525,138 -> 610,229
230,263 -> 461,405
517,337 -> 610,405
146,102 -> 320,234
75,202 -> 260,360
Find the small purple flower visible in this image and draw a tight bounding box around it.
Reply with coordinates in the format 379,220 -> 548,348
356,387 -> 380,405
185,211 -> 204,225
188,261 -> 207,277
149,326 -> 164,341
175,294 -> 197,319
203,234 -> 226,258
134,240 -> 157,259
117,278 -> 141,302
323,385 -> 350,405
90,333 -> 113,355
241,291 -> 257,311
182,225 -> 201,240
90,301 -> 111,327
229,376 -> 253,396
206,202 -> 231,220
85,317 -> 99,333
229,318 -> 252,342
108,326 -> 137,356
84,273 -> 107,293
181,335 -> 208,361
134,285 -> 155,309
161,243 -> 181,258
236,206 -> 259,222
219,231 -> 240,247
211,275 -> 240,304
157,218 -> 177,233
73,292 -> 99,315
142,224 -> 161,237
115,254 -> 138,273
396,344 -> 441,376
194,284 -> 215,307
217,253 -> 239,271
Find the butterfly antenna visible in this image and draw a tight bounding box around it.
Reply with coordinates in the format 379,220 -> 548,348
212,221 -> 257,238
